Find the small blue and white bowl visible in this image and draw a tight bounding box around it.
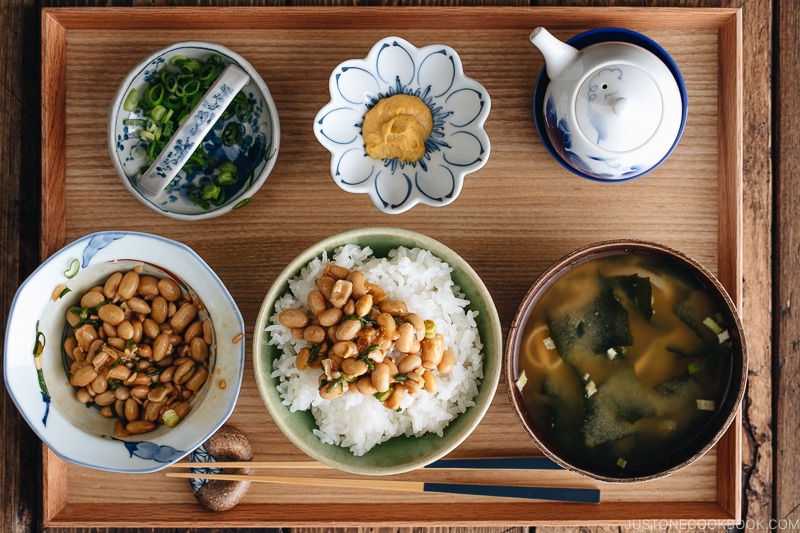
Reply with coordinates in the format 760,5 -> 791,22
314,36 -> 491,214
4,231 -> 245,473
531,27 -> 688,182
109,41 -> 280,220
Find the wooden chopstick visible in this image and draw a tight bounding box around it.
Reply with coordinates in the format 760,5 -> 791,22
165,472 -> 600,503
166,456 -> 562,471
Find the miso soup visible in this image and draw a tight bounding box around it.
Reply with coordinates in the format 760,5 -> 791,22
515,250 -> 736,476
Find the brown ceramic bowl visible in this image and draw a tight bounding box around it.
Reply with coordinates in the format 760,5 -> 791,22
505,240 -> 747,483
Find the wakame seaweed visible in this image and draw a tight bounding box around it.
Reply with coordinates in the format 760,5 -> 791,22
546,271 -> 634,358
610,273 -> 654,321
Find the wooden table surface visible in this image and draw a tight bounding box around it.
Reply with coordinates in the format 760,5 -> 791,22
0,0 -> 792,532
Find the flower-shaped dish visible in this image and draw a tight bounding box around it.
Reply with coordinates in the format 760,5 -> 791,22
109,41 -> 280,220
533,28 -> 688,182
252,227 -> 502,475
314,37 -> 491,214
4,231 -> 245,473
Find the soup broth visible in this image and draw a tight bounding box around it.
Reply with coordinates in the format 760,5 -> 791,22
516,251 -> 735,474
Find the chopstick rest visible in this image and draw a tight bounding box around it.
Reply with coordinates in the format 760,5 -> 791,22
166,472 -> 600,503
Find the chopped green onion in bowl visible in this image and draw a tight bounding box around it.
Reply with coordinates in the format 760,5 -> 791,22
125,54 -> 256,210
109,41 -> 280,221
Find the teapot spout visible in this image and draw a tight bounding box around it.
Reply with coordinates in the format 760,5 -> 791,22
530,27 -> 579,80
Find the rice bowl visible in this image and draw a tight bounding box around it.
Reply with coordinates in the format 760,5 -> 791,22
252,227 -> 501,475
267,244 -> 483,456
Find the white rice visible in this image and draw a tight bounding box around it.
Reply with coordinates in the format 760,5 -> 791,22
266,244 -> 484,456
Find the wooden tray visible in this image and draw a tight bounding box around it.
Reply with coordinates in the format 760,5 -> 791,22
40,6 -> 743,528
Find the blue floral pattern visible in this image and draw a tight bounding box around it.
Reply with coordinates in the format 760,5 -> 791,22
544,94 -> 642,181
81,232 -> 126,267
117,437 -> 186,464
315,37 -> 491,214
110,43 -> 279,219
187,445 -> 222,493
142,82 -> 238,187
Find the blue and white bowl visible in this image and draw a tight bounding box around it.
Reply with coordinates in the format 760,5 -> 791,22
4,231 -> 245,473
314,36 -> 491,214
109,42 -> 280,220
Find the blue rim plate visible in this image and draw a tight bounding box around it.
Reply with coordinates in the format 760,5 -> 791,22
533,28 -> 689,183
4,231 -> 245,473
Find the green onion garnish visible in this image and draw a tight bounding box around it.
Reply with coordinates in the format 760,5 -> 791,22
697,399 -> 716,411
374,388 -> 393,402
32,321 -> 50,398
64,258 -> 80,279
162,409 -> 181,428
232,198 -> 252,210
123,89 -> 139,112
702,316 -> 723,335
307,343 -> 323,365
688,361 -> 704,374
424,320 -> 436,339
128,53 -> 255,210
515,370 -> 528,392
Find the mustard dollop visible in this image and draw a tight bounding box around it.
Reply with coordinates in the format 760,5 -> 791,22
362,94 -> 433,163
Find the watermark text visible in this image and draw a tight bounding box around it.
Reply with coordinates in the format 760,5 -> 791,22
624,518 -> 800,531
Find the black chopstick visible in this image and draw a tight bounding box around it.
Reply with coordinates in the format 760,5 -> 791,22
426,456 -> 562,470
423,481 -> 599,503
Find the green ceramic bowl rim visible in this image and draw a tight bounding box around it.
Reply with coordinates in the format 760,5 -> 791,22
252,226 -> 502,476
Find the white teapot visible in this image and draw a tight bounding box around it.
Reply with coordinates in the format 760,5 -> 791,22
530,27 -> 686,181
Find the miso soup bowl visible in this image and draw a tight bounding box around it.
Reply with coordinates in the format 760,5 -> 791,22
505,240 -> 747,483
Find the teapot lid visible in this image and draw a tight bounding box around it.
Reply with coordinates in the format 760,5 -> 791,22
572,45 -> 683,155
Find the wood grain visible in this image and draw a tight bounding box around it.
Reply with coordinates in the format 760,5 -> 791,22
736,0 -> 774,530
38,6 -> 740,528
0,3 -> 42,533
775,0 -> 800,528
0,0 -> 782,532
41,9 -> 68,259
